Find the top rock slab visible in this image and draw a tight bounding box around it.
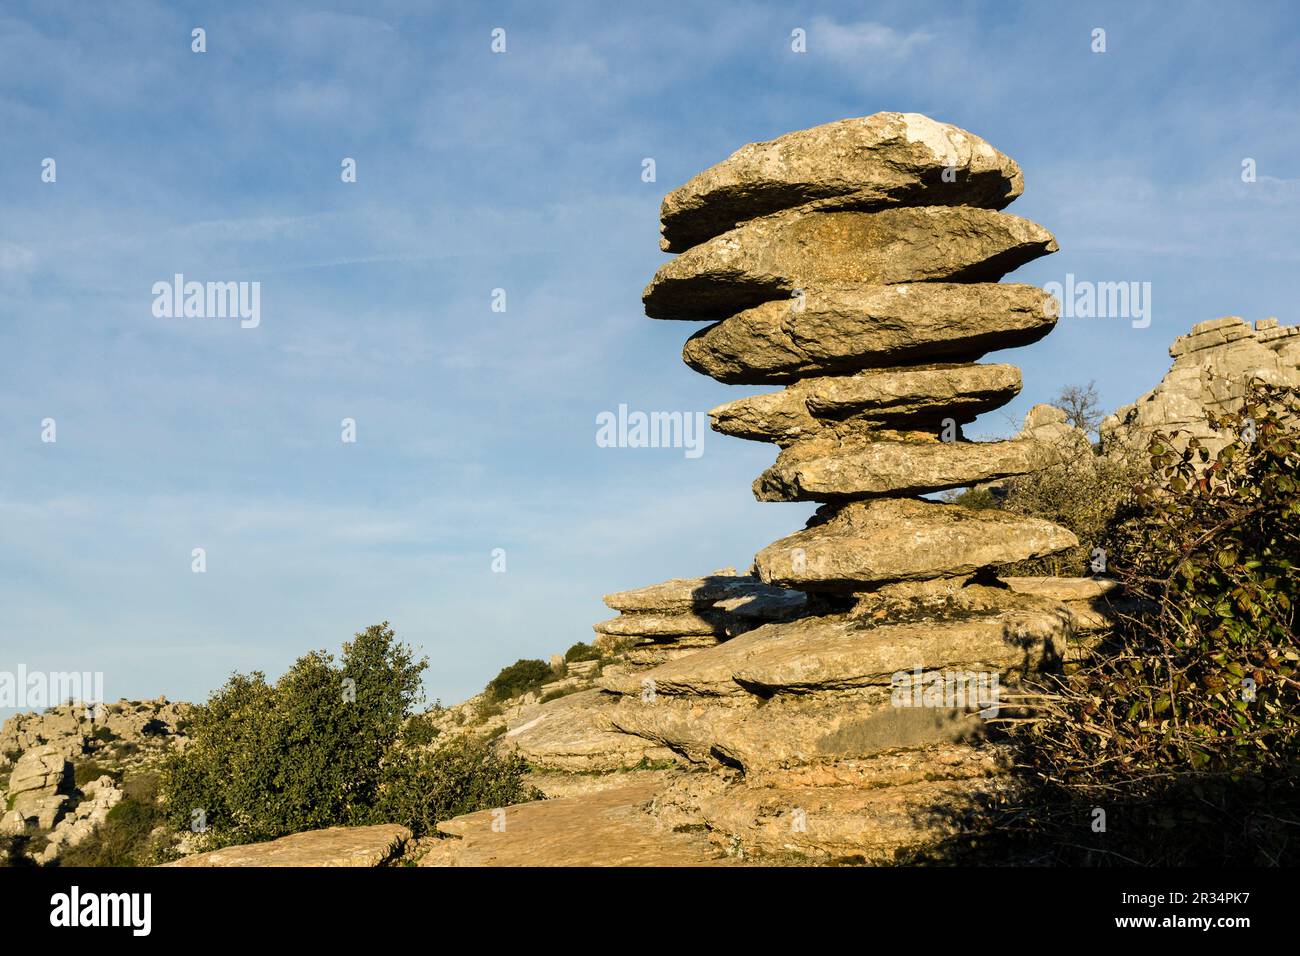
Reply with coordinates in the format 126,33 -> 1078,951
659,113 -> 1024,253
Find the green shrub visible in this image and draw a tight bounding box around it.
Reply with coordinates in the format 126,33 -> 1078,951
73,761 -> 113,788
539,685 -> 582,704
91,727 -> 119,744
484,659 -> 552,702
158,622 -> 539,853
948,486 -> 1001,510
160,622 -> 425,850
991,384 -> 1300,864
997,444 -> 1143,576
563,642 -> 601,663
373,736 -> 540,838
1052,385 -> 1300,776
402,712 -> 441,747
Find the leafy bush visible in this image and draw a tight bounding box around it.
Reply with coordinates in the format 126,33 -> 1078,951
563,642 -> 601,663
374,736 -> 539,838
1036,385 -> 1299,776
539,685 -> 583,704
994,383 -> 1300,864
73,760 -> 113,788
160,622 -> 541,852
401,712 -> 441,748
484,659 -> 553,702
998,444 -> 1143,576
947,486 -> 1001,511
160,622 -> 424,849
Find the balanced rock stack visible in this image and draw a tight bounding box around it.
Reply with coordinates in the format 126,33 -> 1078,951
595,113 -> 1090,860
592,569 -> 810,669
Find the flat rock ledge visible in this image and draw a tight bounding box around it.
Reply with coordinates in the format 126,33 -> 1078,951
644,207 -> 1057,321
162,824 -> 412,867
710,362 -> 1023,445
755,498 -> 1080,589
682,283 -> 1056,384
417,779 -> 733,867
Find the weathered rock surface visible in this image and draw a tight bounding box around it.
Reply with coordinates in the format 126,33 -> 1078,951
750,402 -> 1090,502
0,697 -> 190,767
754,432 -> 1070,501
419,778 -> 733,866
608,692 -> 983,770
659,112 -> 1024,252
488,113 -> 1084,864
1000,576 -> 1151,633
709,363 -> 1022,445
755,498 -> 1080,589
644,207 -> 1057,321
652,746 -> 1018,862
34,776 -> 125,864
602,585 -> 1071,701
593,609 -> 725,638
1102,316 -> 1300,453
499,688 -> 676,772
999,576 -> 1119,601
163,824 -> 412,867
682,283 -> 1056,384
6,744 -> 72,824
7,744 -> 70,797
604,570 -> 756,611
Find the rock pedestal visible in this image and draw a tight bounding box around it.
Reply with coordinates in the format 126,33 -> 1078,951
492,113 -> 1095,860
606,113 -> 1086,860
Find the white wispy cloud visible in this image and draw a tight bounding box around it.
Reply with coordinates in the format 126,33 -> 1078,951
810,16 -> 932,61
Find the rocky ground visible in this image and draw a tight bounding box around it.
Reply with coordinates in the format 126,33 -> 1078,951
0,698 -> 189,865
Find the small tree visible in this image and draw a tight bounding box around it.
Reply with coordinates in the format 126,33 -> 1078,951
564,641 -> 602,663
160,622 -> 539,850
484,659 -> 553,702
1054,381 -> 1105,439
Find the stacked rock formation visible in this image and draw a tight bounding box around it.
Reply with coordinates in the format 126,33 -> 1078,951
592,569 -> 810,669
1102,315 -> 1300,455
593,113 -> 1090,860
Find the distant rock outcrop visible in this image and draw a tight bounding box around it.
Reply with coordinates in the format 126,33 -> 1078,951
0,697 -> 190,765
0,698 -> 188,865
1102,315 -> 1300,453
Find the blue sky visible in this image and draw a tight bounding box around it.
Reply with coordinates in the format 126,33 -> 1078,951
2,0 -> 1298,712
